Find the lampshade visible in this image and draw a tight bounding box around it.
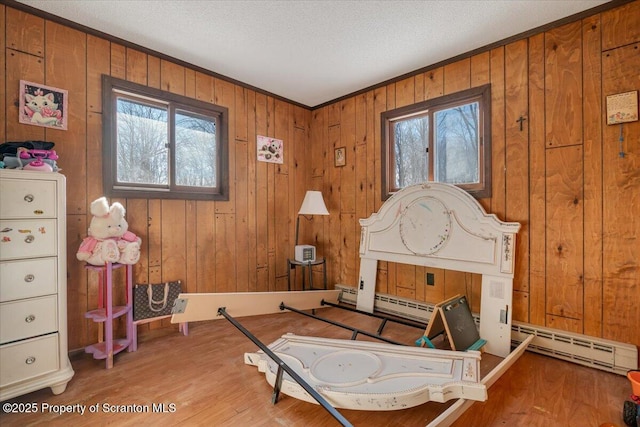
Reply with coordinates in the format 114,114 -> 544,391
298,191 -> 329,216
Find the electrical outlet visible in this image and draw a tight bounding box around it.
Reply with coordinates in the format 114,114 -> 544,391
426,272 -> 435,286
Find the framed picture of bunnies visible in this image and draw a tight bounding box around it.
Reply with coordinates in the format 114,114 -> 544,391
19,80 -> 68,130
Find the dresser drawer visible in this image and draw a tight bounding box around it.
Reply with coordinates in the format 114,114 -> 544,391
0,295 -> 58,344
0,258 -> 57,303
0,219 -> 57,261
0,334 -> 59,388
0,178 -> 57,219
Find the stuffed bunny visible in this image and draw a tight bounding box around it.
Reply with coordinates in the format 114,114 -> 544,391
76,197 -> 142,265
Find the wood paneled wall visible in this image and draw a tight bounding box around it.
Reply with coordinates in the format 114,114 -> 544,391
310,1 -> 640,347
1,1 -> 639,350
1,4 -> 310,350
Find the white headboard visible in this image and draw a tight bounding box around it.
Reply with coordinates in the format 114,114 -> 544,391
356,183 -> 521,357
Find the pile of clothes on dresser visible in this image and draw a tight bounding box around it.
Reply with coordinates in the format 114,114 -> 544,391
0,141 -> 60,172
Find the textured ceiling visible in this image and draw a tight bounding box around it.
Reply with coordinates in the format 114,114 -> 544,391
15,0 -> 609,107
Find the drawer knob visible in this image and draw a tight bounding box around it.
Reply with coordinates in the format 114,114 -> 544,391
25,235 -> 35,244
25,356 -> 36,365
24,194 -> 35,203
25,314 -> 36,323
24,274 -> 35,282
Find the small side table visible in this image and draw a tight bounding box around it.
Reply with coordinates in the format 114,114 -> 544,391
287,258 -> 327,291
84,263 -> 135,369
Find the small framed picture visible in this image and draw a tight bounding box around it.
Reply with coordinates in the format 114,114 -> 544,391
257,135 -> 283,164
19,80 -> 68,130
334,147 -> 346,167
606,90 -> 638,125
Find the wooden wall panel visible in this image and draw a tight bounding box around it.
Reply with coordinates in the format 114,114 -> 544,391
215,79 -> 237,214
389,61 -> 414,298
0,5 -> 4,143
195,71 -> 215,104
544,21 -> 582,148
160,59 -> 185,95
66,214 -> 88,350
235,86 -> 248,142
126,48 -> 147,85
85,113 -> 104,209
414,73 -> 425,103
471,52 -> 490,88
196,201 -> 216,293
5,49 -> 44,142
147,199 -> 162,273
87,35 -> 109,114
215,213 -> 236,292
490,47 -> 506,218
310,108 -> 326,179
504,39 -> 530,309
246,90 -> 258,292
327,124 -> 342,284
423,267 -> 445,303
340,213 -> 357,287
528,33 -> 547,326
373,87 -> 387,213
384,84 -> 397,297
545,145 -> 584,322
395,76 -> 415,107
444,58 -> 470,94
443,270 -> 468,300
161,200 -> 187,284
186,69 -> 197,98
125,199 -> 150,285
6,8 -> 43,56
234,88 -> 250,293
254,93 -> 269,286
340,98 -> 356,214
110,44 -> 126,79
546,314 -> 582,334
601,42 -> 640,345
601,0 -> 640,50
274,99 -> 290,281
582,15 -> 603,338
422,67 -> 444,101
45,22 -> 87,215
364,91 -> 376,216
265,96 -> 277,291
147,56 -> 160,89
185,200 -> 198,294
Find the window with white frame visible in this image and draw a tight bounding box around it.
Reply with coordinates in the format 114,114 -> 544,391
381,84 -> 491,200
102,75 -> 229,200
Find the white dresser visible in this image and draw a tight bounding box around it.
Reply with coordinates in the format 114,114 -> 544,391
0,169 -> 74,400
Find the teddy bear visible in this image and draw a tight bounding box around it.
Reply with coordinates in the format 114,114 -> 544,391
76,197 -> 142,266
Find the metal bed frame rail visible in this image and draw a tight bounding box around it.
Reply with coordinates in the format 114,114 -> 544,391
218,300 -> 434,426
217,307 -> 353,427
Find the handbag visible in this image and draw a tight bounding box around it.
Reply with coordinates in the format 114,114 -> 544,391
133,280 -> 182,321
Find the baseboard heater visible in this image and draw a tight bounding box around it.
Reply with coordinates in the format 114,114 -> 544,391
335,284 -> 638,376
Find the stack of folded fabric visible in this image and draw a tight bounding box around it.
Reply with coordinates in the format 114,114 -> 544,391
0,141 -> 59,171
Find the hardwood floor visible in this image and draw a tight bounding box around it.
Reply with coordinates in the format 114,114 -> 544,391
0,305 -> 632,426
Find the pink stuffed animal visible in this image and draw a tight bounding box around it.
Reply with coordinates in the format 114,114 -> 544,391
76,197 -> 142,265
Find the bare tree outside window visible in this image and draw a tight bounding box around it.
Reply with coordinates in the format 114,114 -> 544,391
116,99 -> 169,185
434,103 -> 479,185
175,112 -> 217,188
103,75 -> 228,201
382,84 -> 491,200
393,114 -> 429,188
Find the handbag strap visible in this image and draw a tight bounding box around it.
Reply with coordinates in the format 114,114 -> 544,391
146,282 -> 169,311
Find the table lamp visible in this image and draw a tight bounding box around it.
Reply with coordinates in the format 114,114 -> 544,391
295,190 -> 329,262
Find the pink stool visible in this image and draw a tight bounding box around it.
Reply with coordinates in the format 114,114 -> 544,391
84,263 -> 135,369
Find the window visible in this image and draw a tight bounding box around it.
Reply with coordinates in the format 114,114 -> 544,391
102,75 -> 228,200
381,84 -> 491,200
